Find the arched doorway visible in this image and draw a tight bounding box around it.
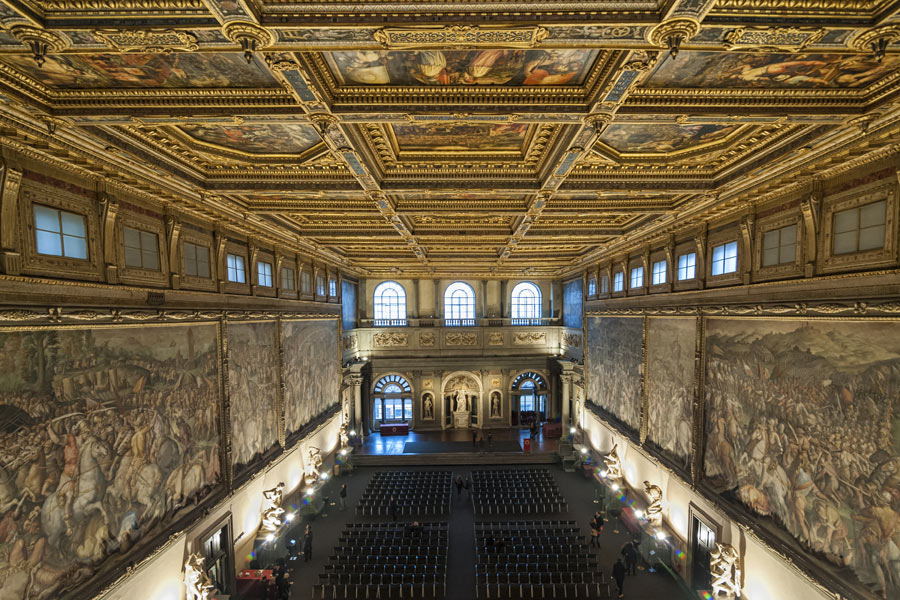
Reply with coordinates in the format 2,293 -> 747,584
372,374 -> 413,427
511,371 -> 547,427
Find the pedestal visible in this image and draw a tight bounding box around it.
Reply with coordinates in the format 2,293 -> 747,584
454,413 -> 469,428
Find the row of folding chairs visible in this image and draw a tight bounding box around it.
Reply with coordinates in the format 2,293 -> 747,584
369,471 -> 451,480
356,502 -> 450,517
320,573 -> 446,586
476,561 -> 597,573
477,544 -> 588,556
341,536 -> 448,546
474,501 -> 567,515
476,521 -> 576,531
475,571 -> 601,585
477,534 -> 583,544
312,582 -> 448,599
346,522 -> 447,531
326,562 -> 447,573
331,546 -> 448,558
475,582 -> 611,599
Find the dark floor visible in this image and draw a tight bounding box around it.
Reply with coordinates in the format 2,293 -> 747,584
272,460 -> 692,600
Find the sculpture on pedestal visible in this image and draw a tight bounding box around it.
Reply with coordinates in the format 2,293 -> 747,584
339,422 -> 350,449
710,543 -> 742,599
184,552 -> 215,600
304,447 -> 323,485
604,444 -> 623,481
643,480 -> 663,527
260,482 -> 285,533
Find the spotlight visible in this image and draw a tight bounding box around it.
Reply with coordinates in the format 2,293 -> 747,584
600,470 -> 607,478
634,510 -> 643,519
265,534 -> 275,542
569,427 -> 577,434
306,488 -> 314,496
350,430 -> 357,436
320,472 -> 329,481
611,484 -> 620,491
656,531 -> 667,541
580,448 -> 588,454
340,449 -> 347,456
285,513 -> 295,522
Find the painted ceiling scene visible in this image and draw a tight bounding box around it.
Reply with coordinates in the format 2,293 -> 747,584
0,0 -> 898,277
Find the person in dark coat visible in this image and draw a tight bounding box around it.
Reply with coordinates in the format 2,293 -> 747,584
621,540 -> 638,575
472,430 -> 478,446
303,524 -> 313,562
339,484 -> 347,510
390,495 -> 398,521
464,475 -> 472,497
590,516 -> 600,548
612,558 -> 626,598
455,475 -> 464,496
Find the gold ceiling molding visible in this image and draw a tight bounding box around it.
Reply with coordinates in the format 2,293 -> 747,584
8,25 -> 69,67
722,27 -> 826,52
222,21 -> 274,61
373,25 -> 548,49
265,52 -> 301,72
848,24 -> 900,59
94,29 -> 200,53
646,18 -> 700,58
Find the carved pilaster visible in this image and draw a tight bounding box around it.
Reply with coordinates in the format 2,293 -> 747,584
641,247 -> 650,293
800,182 -> 822,278
739,214 -> 755,285
99,194 -> 119,284
165,209 -> 181,289
664,234 -> 675,293
214,227 -> 227,293
0,161 -> 23,275
248,240 -> 260,295
694,227 -> 707,290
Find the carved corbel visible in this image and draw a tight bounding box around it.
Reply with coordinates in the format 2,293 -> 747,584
664,234 -> 675,292
800,189 -> 821,278
694,227 -> 707,290
214,226 -> 227,293
165,209 -> 181,289
849,24 -> 900,62
641,247 -> 650,292
274,252 -> 285,295
647,18 -> 701,58
248,239 -> 260,294
9,25 -> 69,67
222,21 -> 274,63
739,214 -> 755,285
0,161 -> 23,275
98,194 -> 118,284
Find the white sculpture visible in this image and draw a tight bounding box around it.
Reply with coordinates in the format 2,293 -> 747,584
184,553 -> 215,600
643,480 -> 663,527
260,482 -> 285,533
604,444 -> 623,481
710,543 -> 742,599
304,447 -> 323,485
339,422 -> 349,449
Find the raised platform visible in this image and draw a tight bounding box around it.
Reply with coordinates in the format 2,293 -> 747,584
353,427 -> 560,466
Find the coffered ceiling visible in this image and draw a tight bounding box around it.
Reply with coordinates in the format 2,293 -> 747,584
0,0 -> 899,277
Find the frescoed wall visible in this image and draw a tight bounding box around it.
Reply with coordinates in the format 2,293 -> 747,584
562,278 -> 583,329
703,318 -> 900,596
585,316 -> 642,431
0,323 -> 221,600
227,321 -> 280,476
282,319 -> 341,439
646,317 -> 695,470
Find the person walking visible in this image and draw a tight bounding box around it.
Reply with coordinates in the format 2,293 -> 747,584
464,475 -> 472,498
613,558 -> 626,598
339,483 -> 347,510
455,475 -> 464,496
390,495 -> 398,521
621,540 -> 638,575
590,516 -> 600,548
472,430 -> 478,446
487,432 -> 493,450
303,524 -> 313,562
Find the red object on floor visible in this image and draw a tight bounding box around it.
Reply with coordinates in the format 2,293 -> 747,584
523,438 -> 531,453
236,569 -> 275,599
380,423 -> 409,436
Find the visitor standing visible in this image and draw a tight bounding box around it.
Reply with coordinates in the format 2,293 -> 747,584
464,475 -> 472,498
473,430 -> 478,446
590,516 -> 600,548
621,540 -> 638,575
303,524 -> 313,562
613,558 -> 626,598
390,495 -> 398,521
456,475 -> 464,496
339,483 -> 347,510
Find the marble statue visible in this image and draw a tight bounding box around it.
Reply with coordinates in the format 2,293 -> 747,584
490,391 -> 501,417
184,553 -> 215,600
304,447 -> 323,485
339,422 -> 349,449
260,482 -> 285,533
710,543 -> 741,599
423,393 -> 434,419
604,444 -> 623,481
643,480 -> 663,527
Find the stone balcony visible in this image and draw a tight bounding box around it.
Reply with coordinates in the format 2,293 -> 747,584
341,320 -> 584,362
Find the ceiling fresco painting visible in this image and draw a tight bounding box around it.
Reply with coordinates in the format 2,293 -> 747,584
177,123 -> 323,155
324,49 -> 600,86
644,51 -> 900,90
391,123 -> 530,152
598,124 -> 742,154
1,52 -> 278,89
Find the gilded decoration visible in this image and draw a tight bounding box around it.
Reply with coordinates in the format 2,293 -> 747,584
342,333 -> 358,350
374,25 -> 549,49
722,27 -> 826,52
562,332 -> 581,348
419,331 -> 435,347
373,331 -> 408,347
488,331 -> 504,345
94,29 -> 200,53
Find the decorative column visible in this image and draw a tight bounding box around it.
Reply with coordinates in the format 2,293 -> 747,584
561,372 -> 572,428
348,373 -> 364,434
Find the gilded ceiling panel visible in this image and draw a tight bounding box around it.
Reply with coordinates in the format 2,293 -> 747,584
390,123 -> 530,152
597,124 -> 741,154
323,49 -> 599,86
643,51 -> 900,90
175,123 -> 322,155
1,52 -> 278,89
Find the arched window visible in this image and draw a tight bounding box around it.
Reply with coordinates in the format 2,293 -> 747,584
444,282 -> 475,326
372,374 -> 413,423
373,281 -> 407,326
510,281 -> 542,325
512,372 -> 548,425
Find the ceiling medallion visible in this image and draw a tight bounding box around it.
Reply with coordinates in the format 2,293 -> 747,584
849,24 -> 900,62
374,25 -> 549,49
94,29 -> 200,53
647,19 -> 700,59
723,27 -> 826,52
222,21 -> 274,63
9,25 -> 69,67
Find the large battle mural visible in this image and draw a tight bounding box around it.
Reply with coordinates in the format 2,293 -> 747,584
227,322 -> 279,475
391,123 -> 529,151
704,319 -> 900,598
0,323 -> 221,599
282,319 -> 340,439
325,49 -> 599,86
586,317 -> 642,431
646,318 -> 694,469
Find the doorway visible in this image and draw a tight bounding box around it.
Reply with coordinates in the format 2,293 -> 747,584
691,515 -> 716,592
